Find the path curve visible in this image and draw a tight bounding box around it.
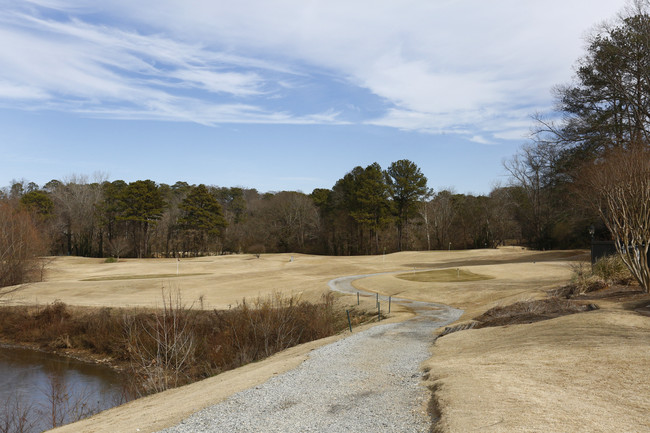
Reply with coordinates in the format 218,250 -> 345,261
158,273 -> 462,433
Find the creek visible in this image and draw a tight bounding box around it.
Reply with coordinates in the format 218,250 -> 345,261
0,345 -> 129,433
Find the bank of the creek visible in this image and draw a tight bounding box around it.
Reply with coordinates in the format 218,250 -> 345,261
0,344 -> 130,433
0,296 -> 363,432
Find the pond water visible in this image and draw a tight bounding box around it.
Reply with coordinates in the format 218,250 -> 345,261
0,345 -> 129,433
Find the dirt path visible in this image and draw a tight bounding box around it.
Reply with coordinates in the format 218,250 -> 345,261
156,275 -> 462,433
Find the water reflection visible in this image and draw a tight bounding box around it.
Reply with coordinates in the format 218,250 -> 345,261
0,345 -> 129,433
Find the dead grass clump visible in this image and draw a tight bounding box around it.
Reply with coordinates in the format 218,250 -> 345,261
554,256 -> 634,298
592,254 -> 634,285
473,298 -> 597,328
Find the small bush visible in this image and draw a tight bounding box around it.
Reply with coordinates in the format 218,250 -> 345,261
558,262 -> 605,297
592,254 -> 633,285
555,256 -> 634,298
104,257 -> 118,263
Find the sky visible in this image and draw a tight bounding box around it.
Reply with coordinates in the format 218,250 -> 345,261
0,0 -> 628,195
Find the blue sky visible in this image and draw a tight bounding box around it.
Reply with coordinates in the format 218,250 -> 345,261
0,0 -> 627,194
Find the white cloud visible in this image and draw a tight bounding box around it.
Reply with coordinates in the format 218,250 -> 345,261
469,135 -> 493,145
0,81 -> 49,100
1,0 -> 630,136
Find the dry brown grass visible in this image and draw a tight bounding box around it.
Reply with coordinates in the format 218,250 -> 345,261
425,257 -> 650,432
5,247 -> 612,433
81,273 -> 209,281
425,309 -> 650,432
352,259 -> 576,320
4,248 -> 579,313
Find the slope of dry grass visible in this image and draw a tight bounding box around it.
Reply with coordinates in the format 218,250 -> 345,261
4,248 -> 579,313
425,309 -> 650,432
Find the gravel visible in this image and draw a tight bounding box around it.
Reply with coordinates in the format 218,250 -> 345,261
158,275 -> 462,433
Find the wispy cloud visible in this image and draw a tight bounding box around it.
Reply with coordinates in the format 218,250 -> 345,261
0,81 -> 49,100
0,7 -> 339,125
0,0 -> 628,137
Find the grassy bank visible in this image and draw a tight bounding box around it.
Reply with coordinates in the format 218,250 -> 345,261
0,292 -> 370,395
425,258 -> 650,432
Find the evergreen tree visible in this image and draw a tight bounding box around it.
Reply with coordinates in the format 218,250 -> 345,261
178,184 -> 227,255
386,159 -> 429,251
120,180 -> 165,258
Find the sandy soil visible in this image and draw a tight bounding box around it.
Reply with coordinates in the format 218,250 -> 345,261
6,247 -> 646,432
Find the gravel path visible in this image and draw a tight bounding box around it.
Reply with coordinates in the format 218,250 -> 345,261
158,274 -> 462,433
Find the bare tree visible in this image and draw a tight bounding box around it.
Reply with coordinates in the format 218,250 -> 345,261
579,146 -> 650,292
418,199 -> 434,250
488,186 -> 521,247
503,142 -> 560,248
264,192 -> 320,252
107,236 -> 130,261
0,202 -> 47,291
430,189 -> 456,249
124,289 -> 195,394
49,175 -> 104,256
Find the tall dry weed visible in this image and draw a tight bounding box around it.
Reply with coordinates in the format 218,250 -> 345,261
124,289 -> 195,394
0,290 -> 355,398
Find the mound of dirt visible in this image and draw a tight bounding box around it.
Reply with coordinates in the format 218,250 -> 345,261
473,298 -> 598,328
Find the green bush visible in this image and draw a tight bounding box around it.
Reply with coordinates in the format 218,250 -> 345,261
592,254 -> 633,284
104,257 -> 118,263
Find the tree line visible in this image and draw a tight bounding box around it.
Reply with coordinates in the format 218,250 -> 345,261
0,159 -> 538,261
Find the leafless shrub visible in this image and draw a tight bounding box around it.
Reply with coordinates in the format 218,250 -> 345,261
0,394 -> 35,433
474,297 -> 594,328
566,262 -> 607,296
0,292 -> 355,400
124,288 -> 195,394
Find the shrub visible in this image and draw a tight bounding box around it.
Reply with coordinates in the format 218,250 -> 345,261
592,254 -> 633,285
554,255 -> 635,298
0,291 -> 358,396
473,297 -> 596,328
565,262 -> 605,296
